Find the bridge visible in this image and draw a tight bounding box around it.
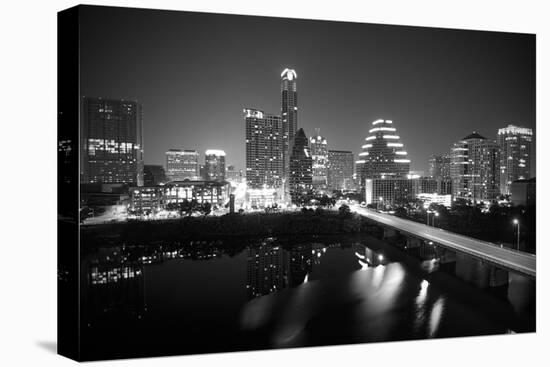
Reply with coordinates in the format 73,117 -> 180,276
351,205 -> 536,279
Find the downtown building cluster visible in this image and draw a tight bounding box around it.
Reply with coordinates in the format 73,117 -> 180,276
244,68 -> 356,206
79,97 -> 236,216
359,117 -> 533,207
78,78 -> 533,216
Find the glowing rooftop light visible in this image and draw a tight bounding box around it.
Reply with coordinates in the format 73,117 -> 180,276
362,144 -> 373,149
498,125 -> 532,136
383,135 -> 400,139
366,136 -> 376,141
387,143 -> 403,147
372,119 -> 385,125
359,152 -> 369,156
396,151 -> 408,155
394,159 -> 411,163
356,160 -> 366,164
205,149 -> 226,156
281,68 -> 297,80
369,127 -> 396,133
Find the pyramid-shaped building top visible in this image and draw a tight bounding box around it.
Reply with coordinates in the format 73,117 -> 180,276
356,119 -> 411,185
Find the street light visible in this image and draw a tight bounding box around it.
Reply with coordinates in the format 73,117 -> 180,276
513,219 -> 520,251
433,212 -> 439,227
378,196 -> 383,210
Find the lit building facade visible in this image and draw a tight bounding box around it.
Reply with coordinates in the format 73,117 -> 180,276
327,150 -> 355,191
204,149 -> 226,181
289,128 -> 313,204
309,132 -> 329,191
416,193 -> 452,208
244,108 -> 284,189
281,68 -> 298,180
129,180 -> 230,213
450,132 -> 500,203
356,119 -> 410,188
365,176 -> 449,206
80,97 -> 144,186
165,149 -> 200,181
365,178 -> 415,206
497,124 -> 533,195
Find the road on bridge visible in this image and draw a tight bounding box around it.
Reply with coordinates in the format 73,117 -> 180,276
351,205 -> 536,278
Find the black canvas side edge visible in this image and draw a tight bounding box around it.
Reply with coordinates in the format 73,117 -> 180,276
57,5 -> 81,361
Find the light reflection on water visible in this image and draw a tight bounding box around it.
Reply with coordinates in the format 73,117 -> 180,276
81,235 -> 535,359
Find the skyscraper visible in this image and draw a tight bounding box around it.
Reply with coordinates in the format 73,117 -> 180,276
289,128 -> 313,204
497,124 -> 533,195
204,149 -> 226,181
165,149 -> 200,181
327,150 -> 355,191
309,131 -> 329,191
450,132 -> 500,202
356,119 -> 410,188
428,154 -> 451,180
244,108 -> 284,189
80,97 -> 144,186
281,68 -> 298,180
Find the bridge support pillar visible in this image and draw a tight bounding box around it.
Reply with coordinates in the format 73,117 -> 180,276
383,228 -> 397,239
488,266 -> 509,288
455,253 -> 510,289
406,237 -> 422,249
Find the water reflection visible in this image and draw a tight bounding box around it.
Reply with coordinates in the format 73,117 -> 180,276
80,235 -> 535,359
245,240 -> 314,299
429,297 -> 445,337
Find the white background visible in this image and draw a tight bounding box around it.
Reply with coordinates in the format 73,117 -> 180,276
0,0 -> 548,365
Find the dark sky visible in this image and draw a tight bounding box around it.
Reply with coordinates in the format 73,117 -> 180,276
80,5 -> 536,173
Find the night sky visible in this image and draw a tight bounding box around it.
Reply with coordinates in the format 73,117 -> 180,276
79,5 -> 535,174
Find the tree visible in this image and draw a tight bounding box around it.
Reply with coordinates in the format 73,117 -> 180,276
394,207 -> 407,218
199,202 -> 212,217
338,204 -> 351,217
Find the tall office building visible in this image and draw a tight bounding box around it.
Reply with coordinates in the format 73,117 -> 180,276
80,97 -> 144,186
309,131 -> 329,191
428,154 -> 451,179
165,149 -> 200,181
289,128 -> 313,203
450,132 -> 500,202
356,119 -> 410,187
204,149 -> 226,181
281,68 -> 298,180
327,150 -> 355,191
497,124 -> 533,195
244,108 -> 284,189
143,165 -> 166,186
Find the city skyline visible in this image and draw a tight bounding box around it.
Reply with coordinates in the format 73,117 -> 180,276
79,6 -> 535,174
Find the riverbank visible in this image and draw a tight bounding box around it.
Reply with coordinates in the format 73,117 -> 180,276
80,211 -> 378,248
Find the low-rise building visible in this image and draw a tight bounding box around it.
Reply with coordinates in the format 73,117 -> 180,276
129,180 -> 231,213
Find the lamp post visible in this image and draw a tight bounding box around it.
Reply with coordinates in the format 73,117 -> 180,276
433,212 -> 439,227
513,219 -> 520,251
378,196 -> 383,210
